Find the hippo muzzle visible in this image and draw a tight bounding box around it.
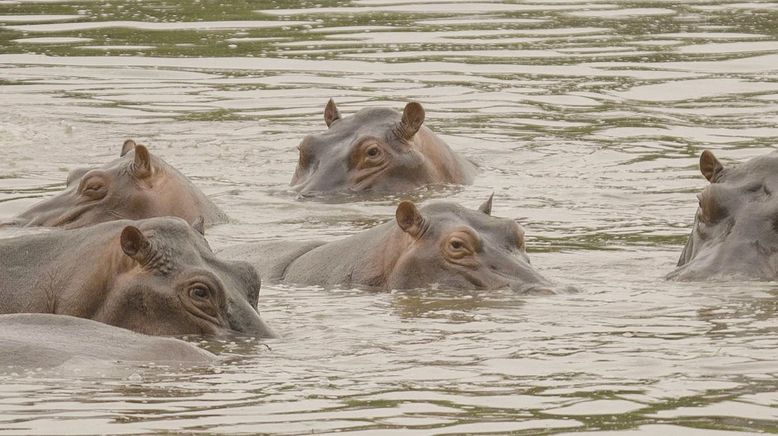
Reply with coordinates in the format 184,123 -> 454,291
226,296 -> 276,338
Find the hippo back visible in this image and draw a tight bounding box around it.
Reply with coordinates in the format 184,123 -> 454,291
0,314 -> 216,370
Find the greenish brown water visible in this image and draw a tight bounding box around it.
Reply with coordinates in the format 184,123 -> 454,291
0,0 -> 777,434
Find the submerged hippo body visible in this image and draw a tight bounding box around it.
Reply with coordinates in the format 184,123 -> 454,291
670,150 -> 778,281
220,198 -> 553,293
291,100 -> 477,196
0,314 -> 216,371
0,217 -> 273,337
11,139 -> 227,229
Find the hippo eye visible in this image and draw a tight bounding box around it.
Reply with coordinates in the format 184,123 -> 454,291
446,236 -> 474,259
366,145 -> 381,158
189,285 -> 210,300
79,176 -> 107,199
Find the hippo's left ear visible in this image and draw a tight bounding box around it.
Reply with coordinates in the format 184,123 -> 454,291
478,193 -> 494,215
132,144 -> 153,179
121,139 -> 136,157
700,150 -> 724,183
324,98 -> 341,128
396,102 -> 425,141
191,216 -> 205,236
396,201 -> 426,239
120,225 -> 151,265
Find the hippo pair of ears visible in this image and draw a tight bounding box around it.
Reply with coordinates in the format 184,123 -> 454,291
120,139 -> 153,179
700,150 -> 725,183
120,218 -> 205,262
323,99 -> 426,141
395,195 -> 495,238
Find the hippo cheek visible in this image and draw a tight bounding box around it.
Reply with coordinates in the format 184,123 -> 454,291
225,296 -> 276,338
671,239 -> 778,281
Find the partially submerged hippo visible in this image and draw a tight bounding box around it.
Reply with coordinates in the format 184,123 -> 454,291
10,139 -> 227,229
670,149 -> 778,280
0,314 -> 216,372
220,197 -> 553,293
290,100 -> 477,196
0,217 -> 273,337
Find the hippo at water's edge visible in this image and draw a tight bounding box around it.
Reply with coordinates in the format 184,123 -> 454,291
8,139 -> 227,229
219,197 -> 553,293
0,314 -> 216,372
669,149 -> 778,280
290,99 -> 477,196
0,217 -> 274,337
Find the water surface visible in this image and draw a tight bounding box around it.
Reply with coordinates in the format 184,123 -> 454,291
0,0 -> 776,434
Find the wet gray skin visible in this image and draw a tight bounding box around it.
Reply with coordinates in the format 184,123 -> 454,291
0,314 -> 217,370
290,99 -> 477,196
0,217 -> 274,337
220,197 -> 554,293
670,149 -> 778,281
9,139 -> 227,229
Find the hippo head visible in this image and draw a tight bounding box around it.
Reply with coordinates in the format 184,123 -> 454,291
291,99 -> 440,195
96,217 -> 273,337
386,197 -> 554,293
670,150 -> 778,280
16,140 -> 221,229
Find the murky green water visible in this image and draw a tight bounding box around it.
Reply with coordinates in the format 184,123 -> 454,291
1,0 -> 777,434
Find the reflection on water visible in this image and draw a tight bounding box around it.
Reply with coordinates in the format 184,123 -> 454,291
0,0 -> 777,434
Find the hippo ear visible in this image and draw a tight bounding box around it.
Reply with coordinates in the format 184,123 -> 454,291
191,216 -> 205,236
395,201 -> 426,239
132,144 -> 153,179
324,98 -> 341,128
120,226 -> 151,264
478,193 -> 494,215
396,102 -> 425,141
700,150 -> 724,182
121,139 -> 136,157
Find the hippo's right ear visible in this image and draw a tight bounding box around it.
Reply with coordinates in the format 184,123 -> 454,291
324,98 -> 341,127
120,226 -> 151,264
121,139 -> 136,157
396,102 -> 425,141
396,201 -> 426,239
700,150 -> 724,182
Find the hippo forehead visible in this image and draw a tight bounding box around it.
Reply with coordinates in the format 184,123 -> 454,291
419,202 -> 521,240
719,151 -> 778,185
67,149 -> 162,184
307,107 -> 401,148
132,217 -> 259,295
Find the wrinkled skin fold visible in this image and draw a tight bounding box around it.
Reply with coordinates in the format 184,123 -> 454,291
219,197 -> 555,294
9,139 -> 227,229
291,99 -> 477,197
0,217 -> 274,337
669,149 -> 778,281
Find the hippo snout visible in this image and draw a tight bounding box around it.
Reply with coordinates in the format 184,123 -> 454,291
226,297 -> 276,338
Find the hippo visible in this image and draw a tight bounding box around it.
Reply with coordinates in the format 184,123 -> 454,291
219,197 -> 553,293
290,99 -> 477,196
670,149 -> 778,280
0,216 -> 274,337
0,314 -> 216,372
9,139 -> 227,229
